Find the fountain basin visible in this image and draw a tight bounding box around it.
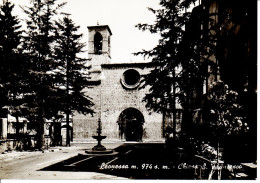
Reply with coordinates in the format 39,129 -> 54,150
92,135 -> 107,140
85,149 -> 114,155
85,143 -> 115,154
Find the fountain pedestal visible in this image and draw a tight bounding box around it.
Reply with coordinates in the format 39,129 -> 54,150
85,118 -> 114,155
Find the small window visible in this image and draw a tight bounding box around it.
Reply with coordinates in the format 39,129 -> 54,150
121,69 -> 141,89
94,32 -> 102,54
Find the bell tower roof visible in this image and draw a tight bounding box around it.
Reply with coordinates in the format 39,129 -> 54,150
87,25 -> 112,36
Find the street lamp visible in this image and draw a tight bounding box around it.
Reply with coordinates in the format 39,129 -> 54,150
99,71 -> 106,119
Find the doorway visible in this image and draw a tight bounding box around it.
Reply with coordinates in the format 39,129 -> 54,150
118,108 -> 144,142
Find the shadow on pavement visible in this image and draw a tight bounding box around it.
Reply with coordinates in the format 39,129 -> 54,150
40,143 -> 197,179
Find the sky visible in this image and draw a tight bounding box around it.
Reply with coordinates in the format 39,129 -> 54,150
11,0 -> 162,63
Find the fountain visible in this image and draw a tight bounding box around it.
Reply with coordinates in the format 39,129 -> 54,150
85,118 -> 114,154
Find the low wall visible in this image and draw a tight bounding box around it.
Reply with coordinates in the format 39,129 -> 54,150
0,138 -> 38,153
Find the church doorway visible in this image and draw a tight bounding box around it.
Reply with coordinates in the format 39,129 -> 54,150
118,108 -> 144,142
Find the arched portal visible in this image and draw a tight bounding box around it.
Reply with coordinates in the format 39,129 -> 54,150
117,108 -> 144,142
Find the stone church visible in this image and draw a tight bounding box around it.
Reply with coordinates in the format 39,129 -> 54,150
73,25 -> 165,142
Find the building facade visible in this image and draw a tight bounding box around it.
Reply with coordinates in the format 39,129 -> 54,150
73,25 -> 165,142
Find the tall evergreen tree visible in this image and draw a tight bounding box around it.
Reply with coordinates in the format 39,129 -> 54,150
0,0 -> 25,134
54,15 -> 93,146
135,0 -> 196,139
21,0 -> 66,149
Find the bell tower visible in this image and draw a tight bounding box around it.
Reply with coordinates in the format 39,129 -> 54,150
87,25 -> 112,72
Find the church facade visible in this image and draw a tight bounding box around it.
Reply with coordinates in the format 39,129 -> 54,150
72,25 -> 165,142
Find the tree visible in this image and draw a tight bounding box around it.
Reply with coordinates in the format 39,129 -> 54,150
0,0 -> 25,135
206,81 -> 248,139
135,0 -> 196,140
204,80 -> 248,179
53,15 -> 94,146
21,0 -> 66,149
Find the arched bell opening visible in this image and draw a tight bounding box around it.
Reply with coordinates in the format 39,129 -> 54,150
94,32 -> 103,54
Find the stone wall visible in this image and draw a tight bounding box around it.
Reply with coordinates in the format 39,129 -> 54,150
73,84 -> 100,139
